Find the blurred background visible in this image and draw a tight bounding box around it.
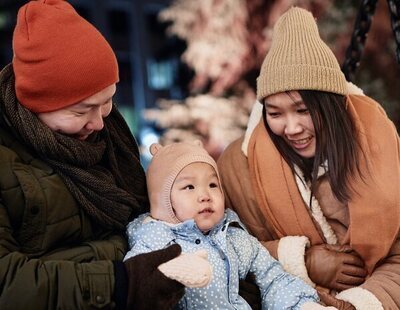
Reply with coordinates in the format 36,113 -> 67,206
1,0 -> 399,165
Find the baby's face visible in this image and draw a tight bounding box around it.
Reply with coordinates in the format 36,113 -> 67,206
171,162 -> 225,232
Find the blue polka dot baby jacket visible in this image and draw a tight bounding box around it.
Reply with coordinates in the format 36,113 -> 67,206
125,209 -> 318,309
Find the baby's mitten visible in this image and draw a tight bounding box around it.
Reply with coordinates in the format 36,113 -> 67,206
158,249 -> 212,288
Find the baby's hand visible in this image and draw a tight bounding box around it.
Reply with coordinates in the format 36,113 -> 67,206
158,249 -> 213,288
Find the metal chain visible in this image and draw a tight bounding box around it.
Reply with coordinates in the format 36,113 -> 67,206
387,0 -> 400,63
341,0 -> 378,81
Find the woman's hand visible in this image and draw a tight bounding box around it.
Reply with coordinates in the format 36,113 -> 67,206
124,244 -> 185,310
305,244 -> 367,291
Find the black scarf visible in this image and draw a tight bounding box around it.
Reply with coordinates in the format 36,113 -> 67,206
0,64 -> 149,230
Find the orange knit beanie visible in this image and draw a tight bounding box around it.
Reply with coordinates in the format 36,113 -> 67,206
12,0 -> 119,113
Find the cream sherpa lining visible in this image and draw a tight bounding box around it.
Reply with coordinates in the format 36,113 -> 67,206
336,287 -> 383,310
300,302 -> 337,310
294,165 -> 338,245
241,99 -> 263,156
277,236 -> 315,287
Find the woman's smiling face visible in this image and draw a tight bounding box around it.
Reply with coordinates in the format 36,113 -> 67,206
264,91 -> 316,158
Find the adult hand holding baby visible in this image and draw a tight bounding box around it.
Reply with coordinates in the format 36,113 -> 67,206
124,244 -> 185,310
158,249 -> 213,288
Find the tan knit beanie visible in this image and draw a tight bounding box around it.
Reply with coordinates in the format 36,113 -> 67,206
257,7 -> 347,101
147,141 -> 221,224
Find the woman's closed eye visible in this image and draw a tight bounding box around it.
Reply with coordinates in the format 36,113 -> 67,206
72,108 -> 91,116
297,108 -> 309,114
267,111 -> 281,118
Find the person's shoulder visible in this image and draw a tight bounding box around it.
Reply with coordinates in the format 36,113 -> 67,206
348,94 -> 387,116
131,217 -> 173,236
225,210 -> 261,259
225,210 -> 251,236
0,124 -> 35,168
126,213 -> 149,232
348,94 -> 396,133
0,123 -> 17,148
220,137 -> 244,157
217,136 -> 246,170
127,215 -> 176,247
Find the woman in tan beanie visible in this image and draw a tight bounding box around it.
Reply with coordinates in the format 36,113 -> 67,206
218,6 -> 400,310
0,0 -> 185,309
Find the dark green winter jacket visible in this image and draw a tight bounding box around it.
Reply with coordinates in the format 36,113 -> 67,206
0,116 -> 127,309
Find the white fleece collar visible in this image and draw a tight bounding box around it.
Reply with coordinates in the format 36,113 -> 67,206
241,100 -> 263,156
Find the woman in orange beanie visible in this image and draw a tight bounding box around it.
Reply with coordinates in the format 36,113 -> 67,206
0,0 -> 184,309
218,7 -> 400,310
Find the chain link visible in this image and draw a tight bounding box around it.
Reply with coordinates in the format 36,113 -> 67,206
341,0 -> 378,82
388,0 -> 400,63
342,0 -> 400,81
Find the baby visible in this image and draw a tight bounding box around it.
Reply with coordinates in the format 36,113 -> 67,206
124,141 -> 333,309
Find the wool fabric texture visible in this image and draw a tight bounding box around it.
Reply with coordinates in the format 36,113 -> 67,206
257,7 -> 347,100
12,0 -> 119,113
147,141 -> 221,224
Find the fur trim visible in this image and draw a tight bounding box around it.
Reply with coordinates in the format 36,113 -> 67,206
336,287 -> 383,310
294,166 -> 338,245
277,236 -> 315,287
300,302 -> 337,310
347,82 -> 365,96
241,100 -> 263,156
